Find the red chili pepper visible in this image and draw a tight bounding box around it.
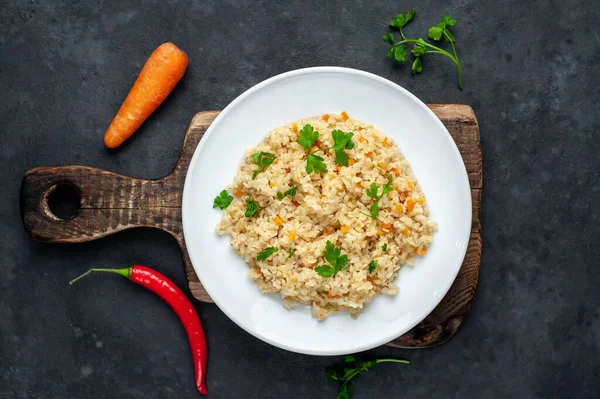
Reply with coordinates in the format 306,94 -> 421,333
70,265 -> 208,395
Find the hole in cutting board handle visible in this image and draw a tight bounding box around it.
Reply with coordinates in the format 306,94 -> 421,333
45,182 -> 81,220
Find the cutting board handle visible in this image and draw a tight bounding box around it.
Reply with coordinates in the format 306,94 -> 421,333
20,165 -> 179,243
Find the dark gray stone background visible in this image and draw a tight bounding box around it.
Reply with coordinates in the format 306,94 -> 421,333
1,0 -> 598,398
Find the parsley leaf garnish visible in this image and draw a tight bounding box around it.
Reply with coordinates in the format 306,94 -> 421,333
245,198 -> 259,217
297,124 -> 326,173
297,124 -> 319,149
257,247 -> 278,261
213,190 -> 233,210
369,202 -> 380,220
428,14 -> 457,41
314,240 -> 349,277
364,175 -> 394,220
288,248 -> 295,259
331,130 -> 355,166
382,9 -> 463,89
382,243 -> 387,252
366,182 -> 379,199
327,357 -> 409,399
307,152 -> 328,174
250,151 -> 276,180
314,265 -> 337,277
368,260 -> 379,273
277,186 -> 298,200
297,124 -> 355,173
389,8 -> 415,29
382,176 -> 394,195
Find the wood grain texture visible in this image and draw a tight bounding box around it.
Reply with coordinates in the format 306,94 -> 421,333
20,105 -> 482,347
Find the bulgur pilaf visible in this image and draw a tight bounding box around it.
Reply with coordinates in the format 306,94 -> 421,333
216,112 -> 436,320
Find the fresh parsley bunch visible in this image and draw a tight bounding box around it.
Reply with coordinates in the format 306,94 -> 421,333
382,9 -> 463,89
297,124 -> 355,174
327,355 -> 410,399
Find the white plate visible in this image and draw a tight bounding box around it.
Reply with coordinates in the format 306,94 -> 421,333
182,67 -> 471,356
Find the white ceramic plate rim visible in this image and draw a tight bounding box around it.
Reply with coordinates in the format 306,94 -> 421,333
182,66 -> 471,355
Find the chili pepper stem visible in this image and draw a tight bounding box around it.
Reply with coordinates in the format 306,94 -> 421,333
69,267 -> 132,285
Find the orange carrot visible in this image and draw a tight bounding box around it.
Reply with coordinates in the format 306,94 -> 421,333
406,198 -> 415,213
104,42 -> 188,148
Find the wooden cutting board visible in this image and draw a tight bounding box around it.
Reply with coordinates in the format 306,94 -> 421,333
20,105 -> 482,349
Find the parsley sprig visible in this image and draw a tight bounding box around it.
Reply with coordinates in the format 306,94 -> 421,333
331,129 -> 356,166
297,124 -> 355,174
382,9 -> 463,89
250,151 -> 276,180
314,240 -> 349,277
327,355 -> 410,399
277,186 -> 298,200
213,190 -> 233,210
362,175 -> 394,220
297,124 -> 326,173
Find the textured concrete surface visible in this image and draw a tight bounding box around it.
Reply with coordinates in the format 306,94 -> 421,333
1,1 -> 599,398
